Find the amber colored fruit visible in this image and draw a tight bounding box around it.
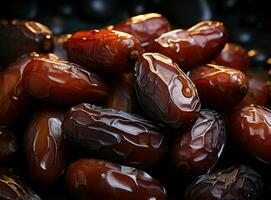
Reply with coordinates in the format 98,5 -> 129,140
109,13 -> 171,47
65,29 -> 144,74
0,129 -> 18,163
0,168 -> 41,200
229,105 -> 271,164
171,109 -> 226,177
135,53 -> 201,128
0,19 -> 53,67
189,64 -> 248,110
185,165 -> 264,200
53,34 -> 71,61
212,43 -> 250,72
24,110 -> 67,183
22,57 -> 108,105
145,21 -> 228,70
66,159 -> 167,200
62,103 -> 166,168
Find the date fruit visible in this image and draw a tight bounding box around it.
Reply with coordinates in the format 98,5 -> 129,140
62,103 -> 166,168
145,21 -> 228,70
171,109 -> 226,177
185,165 -> 264,200
0,168 -> 41,200
22,57 -> 108,105
229,105 -> 271,164
0,129 -> 18,163
109,13 -> 171,47
24,109 -> 68,183
212,43 -> 250,72
135,53 -> 200,128
65,29 -> 143,74
66,159 -> 167,200
0,19 -> 53,66
188,64 -> 248,110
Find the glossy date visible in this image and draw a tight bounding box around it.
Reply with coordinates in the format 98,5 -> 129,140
135,53 -> 201,128
66,159 -> 167,200
65,29 -> 143,74
62,103 -> 166,168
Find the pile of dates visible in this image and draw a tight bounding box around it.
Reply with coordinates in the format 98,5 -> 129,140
0,13 -> 271,200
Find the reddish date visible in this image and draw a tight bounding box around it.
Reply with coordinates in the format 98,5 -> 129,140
0,20 -> 53,66
188,64 -> 248,110
24,110 -> 68,183
62,103 -> 166,168
53,34 -> 71,61
65,29 -> 143,74
135,53 -> 200,128
0,129 -> 18,163
185,165 -> 263,200
212,43 -> 250,72
229,105 -> 271,165
145,21 -> 228,70
22,57 -> 108,105
171,109 -> 226,177
0,168 -> 41,200
109,13 -> 171,47
66,159 -> 167,200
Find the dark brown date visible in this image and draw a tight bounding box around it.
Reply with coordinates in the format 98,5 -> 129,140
212,43 -> 250,72
0,129 -> 18,163
229,105 -> 271,164
53,34 -> 71,61
66,159 -> 167,200
185,165 -> 264,200
62,103 -> 166,168
109,13 -> 171,47
24,109 -> 68,183
188,64 -> 248,110
171,109 -> 226,177
145,21 -> 228,70
0,168 -> 41,200
0,19 -> 53,66
22,57 -> 108,105
135,53 -> 201,128
65,29 -> 144,74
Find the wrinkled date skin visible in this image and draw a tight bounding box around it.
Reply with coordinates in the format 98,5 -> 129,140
229,105 -> 271,164
0,168 -> 41,200
65,29 -> 144,74
171,109 -> 226,177
0,20 -> 53,66
62,103 -> 166,168
189,64 -> 248,110
185,165 -> 264,200
22,57 -> 108,105
212,43 -> 250,72
0,129 -> 18,163
66,159 -> 167,200
110,13 -> 171,47
53,34 -> 71,61
135,53 -> 201,128
24,110 -> 68,183
145,21 -> 228,70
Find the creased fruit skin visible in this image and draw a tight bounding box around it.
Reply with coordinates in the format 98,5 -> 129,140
22,58 -> 108,105
0,19 -> 53,66
171,109 -> 226,177
66,159 -> 167,200
189,64 -> 248,110
145,21 -> 228,70
185,165 -> 264,200
62,103 -> 166,168
229,105 -> 271,164
0,168 -> 41,200
110,13 -> 171,47
135,53 -> 201,128
212,43 -> 250,72
0,129 -> 18,163
65,29 -> 144,74
24,110 -> 67,183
